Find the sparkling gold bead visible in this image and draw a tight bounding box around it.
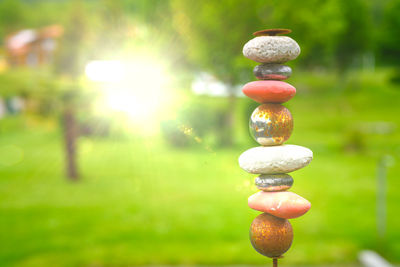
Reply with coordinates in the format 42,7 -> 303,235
249,104 -> 293,146
250,213 -> 293,258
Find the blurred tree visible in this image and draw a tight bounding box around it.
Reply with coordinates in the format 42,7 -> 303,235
54,0 -> 127,180
0,0 -> 26,42
334,0 -> 372,71
270,0 -> 372,70
53,0 -> 90,180
379,0 -> 400,65
268,0 -> 342,67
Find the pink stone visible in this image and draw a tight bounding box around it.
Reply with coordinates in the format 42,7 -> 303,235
248,191 -> 311,219
242,81 -> 296,103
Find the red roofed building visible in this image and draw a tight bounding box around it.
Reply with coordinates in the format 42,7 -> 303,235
5,24 -> 63,67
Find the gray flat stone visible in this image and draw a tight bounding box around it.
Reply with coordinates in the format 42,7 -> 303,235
253,64 -> 292,80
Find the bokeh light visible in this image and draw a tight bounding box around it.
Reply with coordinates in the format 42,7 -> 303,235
86,58 -> 176,134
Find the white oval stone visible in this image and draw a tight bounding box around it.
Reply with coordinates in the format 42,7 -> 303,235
238,144 -> 312,174
243,36 -> 300,63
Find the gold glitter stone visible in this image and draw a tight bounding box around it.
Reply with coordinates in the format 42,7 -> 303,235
249,104 -> 293,146
250,213 -> 293,258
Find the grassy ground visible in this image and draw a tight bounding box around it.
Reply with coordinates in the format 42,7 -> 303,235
1,75 -> 400,266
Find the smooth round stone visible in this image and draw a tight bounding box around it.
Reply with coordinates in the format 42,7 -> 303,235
248,191 -> 311,219
238,144 -> 313,174
250,213 -> 293,258
253,64 -> 292,80
249,104 -> 293,146
242,81 -> 296,103
255,174 -> 293,192
243,36 -> 300,63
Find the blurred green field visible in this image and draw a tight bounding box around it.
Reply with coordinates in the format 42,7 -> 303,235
1,75 -> 400,266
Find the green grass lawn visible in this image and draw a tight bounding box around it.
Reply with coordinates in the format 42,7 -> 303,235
1,80 -> 400,266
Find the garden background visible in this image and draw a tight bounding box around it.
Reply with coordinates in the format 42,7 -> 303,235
1,0 -> 400,266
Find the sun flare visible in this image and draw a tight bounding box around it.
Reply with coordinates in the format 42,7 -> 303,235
85,59 -> 176,133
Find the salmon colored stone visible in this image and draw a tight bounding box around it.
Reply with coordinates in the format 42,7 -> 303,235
248,191 -> 311,219
242,81 -> 296,103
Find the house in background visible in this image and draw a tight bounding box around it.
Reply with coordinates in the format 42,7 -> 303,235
5,24 -> 63,67
0,25 -> 63,118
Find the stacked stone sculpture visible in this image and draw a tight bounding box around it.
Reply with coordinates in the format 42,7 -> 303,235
239,29 -> 313,266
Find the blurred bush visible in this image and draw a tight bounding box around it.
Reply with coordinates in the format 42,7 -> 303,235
161,120 -> 194,147
161,96 -> 253,148
161,98 -> 219,147
343,128 -> 367,153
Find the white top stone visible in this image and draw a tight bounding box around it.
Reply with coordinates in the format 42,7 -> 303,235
243,36 -> 300,63
238,144 -> 312,174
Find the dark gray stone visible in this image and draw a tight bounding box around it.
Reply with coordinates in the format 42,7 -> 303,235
253,64 -> 292,80
255,174 -> 294,192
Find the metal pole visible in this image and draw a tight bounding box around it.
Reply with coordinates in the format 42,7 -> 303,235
376,156 -> 386,239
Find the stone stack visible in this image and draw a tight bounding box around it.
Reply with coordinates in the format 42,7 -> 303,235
239,29 -> 313,265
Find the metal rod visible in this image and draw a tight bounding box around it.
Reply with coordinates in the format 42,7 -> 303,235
376,156 -> 388,239
273,258 -> 278,267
